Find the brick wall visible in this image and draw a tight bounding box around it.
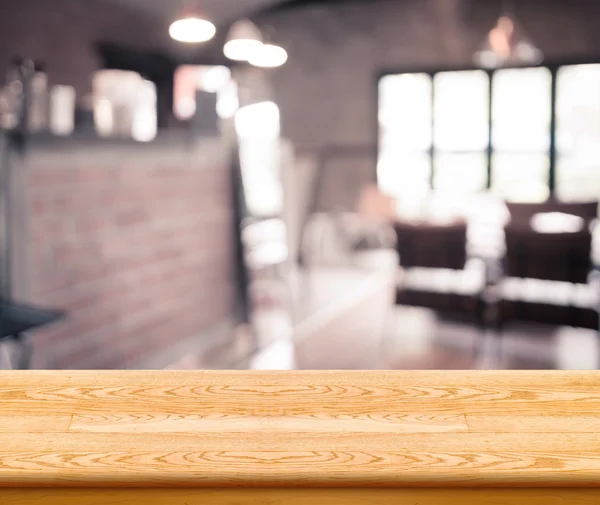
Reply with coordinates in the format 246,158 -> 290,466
0,0 -> 173,97
23,139 -> 236,369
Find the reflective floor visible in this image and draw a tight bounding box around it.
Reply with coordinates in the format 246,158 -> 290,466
168,288 -> 600,371
166,246 -> 600,371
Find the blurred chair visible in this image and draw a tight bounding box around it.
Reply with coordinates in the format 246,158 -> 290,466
498,200 -> 599,342
393,218 -> 487,317
505,200 -> 598,228
389,216 -> 490,365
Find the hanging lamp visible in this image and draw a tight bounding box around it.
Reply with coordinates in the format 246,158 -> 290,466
169,0 -> 216,44
247,26 -> 288,68
224,20 -> 264,62
248,43 -> 288,68
474,1 -> 543,68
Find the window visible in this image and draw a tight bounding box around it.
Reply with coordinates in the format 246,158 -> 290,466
378,73 -> 432,202
433,70 -> 489,195
173,65 -> 236,121
378,63 -> 600,210
556,64 -> 600,202
236,102 -> 283,217
491,67 -> 551,202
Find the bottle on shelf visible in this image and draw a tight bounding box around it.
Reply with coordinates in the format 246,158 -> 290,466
27,61 -> 49,133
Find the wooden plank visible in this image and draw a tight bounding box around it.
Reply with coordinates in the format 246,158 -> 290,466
1,383 -> 599,413
3,432 -> 600,453
1,488 -> 600,505
467,415 -> 600,433
1,371 -> 600,488
1,450 -> 600,487
0,416 -> 72,433
1,370 -> 599,387
69,413 -> 469,433
4,400 -> 600,417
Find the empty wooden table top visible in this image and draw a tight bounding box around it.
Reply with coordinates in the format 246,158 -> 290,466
1,370 -> 600,488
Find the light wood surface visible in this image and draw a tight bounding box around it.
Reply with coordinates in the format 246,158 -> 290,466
2,488 -> 599,505
1,371 -> 600,489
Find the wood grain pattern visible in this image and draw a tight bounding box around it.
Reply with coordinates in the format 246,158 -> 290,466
2,488 -> 600,505
466,416 -> 600,433
6,432 -> 600,453
69,413 -> 469,433
0,416 -> 72,432
1,371 -> 600,488
1,370 -> 598,386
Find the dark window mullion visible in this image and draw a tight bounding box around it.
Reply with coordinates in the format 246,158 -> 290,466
549,66 -> 558,194
487,69 -> 494,190
430,71 -> 436,190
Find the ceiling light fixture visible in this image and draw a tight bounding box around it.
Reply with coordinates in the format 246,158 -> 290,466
248,44 -> 288,68
169,1 -> 216,44
224,20 -> 264,62
474,1 -> 542,68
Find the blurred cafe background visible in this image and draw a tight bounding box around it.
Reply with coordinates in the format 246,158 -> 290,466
0,0 -> 599,370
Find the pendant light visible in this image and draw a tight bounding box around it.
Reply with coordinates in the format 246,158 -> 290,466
474,0 -> 543,68
169,0 -> 216,44
224,21 -> 288,68
248,43 -> 288,68
224,20 -> 263,62
248,25 -> 288,68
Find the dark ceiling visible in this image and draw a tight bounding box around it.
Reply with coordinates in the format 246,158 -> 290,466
107,0 -> 288,25
107,0 -> 360,26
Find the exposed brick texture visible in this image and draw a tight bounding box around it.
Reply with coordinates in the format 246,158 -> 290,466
25,141 -> 235,369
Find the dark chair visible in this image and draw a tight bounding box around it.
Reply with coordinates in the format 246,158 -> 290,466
394,221 -> 467,270
505,228 -> 591,284
505,200 -> 598,228
393,220 -> 487,320
500,227 -> 598,329
498,200 -> 599,342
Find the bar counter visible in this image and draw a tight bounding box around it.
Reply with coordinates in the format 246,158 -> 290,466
1,370 -> 600,504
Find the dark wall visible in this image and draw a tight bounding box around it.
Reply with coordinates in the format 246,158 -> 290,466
256,0 -> 600,149
0,0 -> 173,98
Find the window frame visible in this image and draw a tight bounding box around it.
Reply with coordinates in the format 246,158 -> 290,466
376,56 -> 600,198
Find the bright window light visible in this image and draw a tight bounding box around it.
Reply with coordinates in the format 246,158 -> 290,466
200,67 -> 231,93
132,80 -> 157,142
174,65 -> 235,120
217,81 -> 239,119
235,101 -> 280,139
